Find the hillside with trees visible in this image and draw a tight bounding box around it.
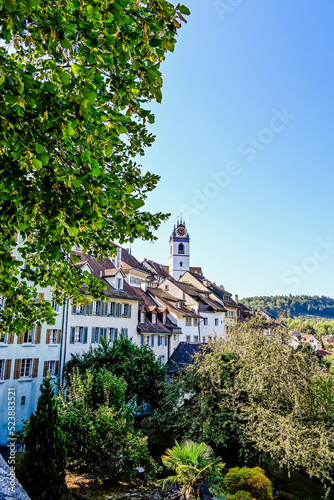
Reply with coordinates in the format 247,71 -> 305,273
241,295 -> 334,321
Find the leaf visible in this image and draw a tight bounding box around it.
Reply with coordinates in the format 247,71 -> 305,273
71,63 -> 82,75
36,144 -> 44,154
179,5 -> 191,15
32,158 -> 43,169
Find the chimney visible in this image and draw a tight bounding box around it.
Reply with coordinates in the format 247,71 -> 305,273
116,247 -> 122,268
235,294 -> 238,304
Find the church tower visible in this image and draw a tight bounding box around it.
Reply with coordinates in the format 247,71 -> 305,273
169,217 -> 190,280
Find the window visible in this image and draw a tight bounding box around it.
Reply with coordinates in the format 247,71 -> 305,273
0,333 -> 8,344
130,276 -> 141,285
193,318 -> 198,327
165,285 -> 169,291
110,302 -> 122,318
178,243 -> 184,255
110,328 -> 118,342
203,318 -> 208,326
47,360 -> 56,376
186,335 -> 191,342
173,334 -> 177,341
185,318 -> 192,326
70,327 -> 88,344
91,327 -> 100,343
116,278 -> 122,290
123,304 -> 132,318
215,318 -> 219,326
52,301 -> 60,312
177,302 -> 182,309
75,328 -> 82,343
159,355 -> 165,363
24,327 -> 35,344
208,336 -> 212,342
21,396 -> 26,406
20,358 -> 32,378
202,336 -> 206,343
51,329 -> 58,344
121,328 -> 128,339
0,359 -> 4,379
72,303 -> 93,316
179,261 -> 183,267
144,335 -> 150,345
194,335 -> 199,342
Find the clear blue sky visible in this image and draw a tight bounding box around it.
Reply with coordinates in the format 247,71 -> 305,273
132,0 -> 334,299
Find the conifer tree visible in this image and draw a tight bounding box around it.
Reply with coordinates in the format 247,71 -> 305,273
19,375 -> 67,500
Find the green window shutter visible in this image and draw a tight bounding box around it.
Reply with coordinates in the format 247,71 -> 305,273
91,327 -> 96,343
70,327 -> 75,344
151,335 -> 154,347
102,328 -> 107,340
114,328 -> 118,340
110,303 -> 115,317
102,302 -> 108,316
128,304 -> 132,318
83,327 -> 88,344
72,305 -> 76,314
165,335 -> 168,346
82,304 -> 86,316
87,303 -> 93,315
117,303 -> 122,317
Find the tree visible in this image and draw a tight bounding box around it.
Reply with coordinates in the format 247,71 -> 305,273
224,467 -> 274,500
149,319 -> 334,485
191,319 -> 334,484
160,440 -> 225,500
18,375 -> 67,500
0,0 -> 189,334
58,367 -> 158,478
63,336 -> 167,407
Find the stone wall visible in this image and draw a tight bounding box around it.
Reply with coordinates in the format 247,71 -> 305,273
0,454 -> 30,500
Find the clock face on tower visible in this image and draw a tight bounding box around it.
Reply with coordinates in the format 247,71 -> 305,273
177,227 -> 185,236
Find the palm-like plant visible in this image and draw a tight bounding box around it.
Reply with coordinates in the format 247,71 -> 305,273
160,440 -> 225,500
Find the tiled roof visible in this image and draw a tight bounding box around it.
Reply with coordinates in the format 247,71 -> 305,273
142,259 -> 171,278
121,247 -> 148,273
170,281 -> 226,312
148,288 -> 202,318
166,342 -> 206,373
72,251 -> 138,301
138,318 -> 171,335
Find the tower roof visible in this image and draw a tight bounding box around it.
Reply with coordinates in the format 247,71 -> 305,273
169,216 -> 189,241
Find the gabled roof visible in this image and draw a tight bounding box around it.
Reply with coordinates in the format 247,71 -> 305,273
168,281 -> 226,312
142,259 -> 171,279
148,288 -> 202,319
72,251 -> 138,301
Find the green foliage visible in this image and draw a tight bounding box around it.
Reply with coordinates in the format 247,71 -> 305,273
148,319 -> 334,485
17,375 -> 67,500
63,336 -> 167,407
225,467 -> 274,500
160,440 -> 225,500
144,351 -> 238,459
0,0 -> 189,333
58,367 -> 158,479
241,295 -> 334,321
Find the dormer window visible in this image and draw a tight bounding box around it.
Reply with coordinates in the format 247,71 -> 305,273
177,302 -> 182,309
140,311 -> 146,323
116,278 -> 122,290
152,313 -> 157,324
